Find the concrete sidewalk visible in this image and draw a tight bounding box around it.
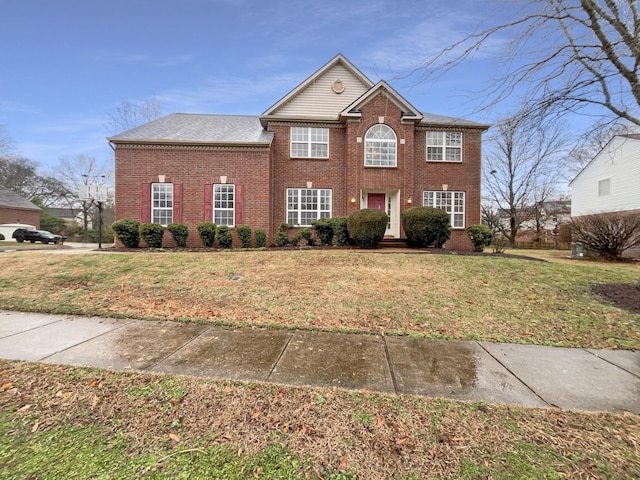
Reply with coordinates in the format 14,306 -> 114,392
1,310 -> 638,413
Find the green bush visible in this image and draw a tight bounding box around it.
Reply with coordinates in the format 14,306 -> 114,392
0,233 -> 4,241
254,229 -> 267,248
197,222 -> 217,247
139,222 -> 164,248
401,207 -> 451,248
111,219 -> 140,248
216,225 -> 233,248
347,209 -> 388,248
466,224 -> 493,252
276,223 -> 292,247
167,223 -> 189,247
292,227 -> 313,246
312,218 -> 334,245
331,216 -> 350,246
236,225 -> 252,248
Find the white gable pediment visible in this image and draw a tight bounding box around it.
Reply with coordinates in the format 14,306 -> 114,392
261,54 -> 374,124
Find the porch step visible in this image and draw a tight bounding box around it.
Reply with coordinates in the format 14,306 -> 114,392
379,238 -> 409,248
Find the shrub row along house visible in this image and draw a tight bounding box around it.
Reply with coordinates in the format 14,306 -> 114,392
108,54 -> 489,249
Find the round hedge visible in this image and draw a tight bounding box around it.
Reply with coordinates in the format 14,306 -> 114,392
401,207 -> 451,248
347,208 -> 388,248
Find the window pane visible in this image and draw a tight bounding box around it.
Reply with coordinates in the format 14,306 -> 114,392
365,125 -> 396,167
286,188 -> 332,226
290,127 -> 328,158
422,191 -> 465,228
151,183 -> 173,225
213,184 -> 235,226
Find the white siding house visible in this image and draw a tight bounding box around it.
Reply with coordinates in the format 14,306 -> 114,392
570,135 -> 640,217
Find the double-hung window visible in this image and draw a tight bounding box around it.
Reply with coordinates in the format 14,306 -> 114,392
151,183 -> 173,225
214,184 -> 235,226
365,124 -> 397,167
423,191 -> 465,228
290,127 -> 329,158
427,132 -> 462,161
287,188 -> 331,226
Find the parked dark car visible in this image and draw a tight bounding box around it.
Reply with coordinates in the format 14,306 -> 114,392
12,228 -> 64,244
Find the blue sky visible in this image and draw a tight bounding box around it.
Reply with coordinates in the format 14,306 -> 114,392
0,0 -> 578,172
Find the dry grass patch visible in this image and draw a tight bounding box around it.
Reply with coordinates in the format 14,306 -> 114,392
0,250 -> 639,349
1,360 -> 639,479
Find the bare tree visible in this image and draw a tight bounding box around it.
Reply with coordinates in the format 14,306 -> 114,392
0,156 -> 71,206
105,98 -> 163,135
418,0 -> 640,126
484,109 -> 568,246
51,155 -> 112,242
0,124 -> 15,157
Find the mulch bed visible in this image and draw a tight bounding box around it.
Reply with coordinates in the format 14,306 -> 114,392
591,283 -> 640,314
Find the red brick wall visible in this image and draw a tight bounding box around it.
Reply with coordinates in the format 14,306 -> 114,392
0,208 -> 40,228
114,94 -> 485,251
114,144 -> 271,247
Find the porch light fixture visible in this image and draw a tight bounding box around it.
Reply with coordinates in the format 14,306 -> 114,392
350,196 -> 356,203
407,195 -> 412,204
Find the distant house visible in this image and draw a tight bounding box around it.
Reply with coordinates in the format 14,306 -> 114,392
109,54 -> 490,249
496,199 -> 571,243
570,134 -> 640,256
47,207 -> 90,229
0,187 -> 40,236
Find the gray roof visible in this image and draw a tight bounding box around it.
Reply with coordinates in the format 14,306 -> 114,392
420,112 -> 490,129
108,113 -> 274,145
0,187 -> 41,211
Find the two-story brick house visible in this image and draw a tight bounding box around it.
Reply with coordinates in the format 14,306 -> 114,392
109,54 -> 489,249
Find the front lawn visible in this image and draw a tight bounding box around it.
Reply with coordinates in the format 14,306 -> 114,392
0,249 -> 638,349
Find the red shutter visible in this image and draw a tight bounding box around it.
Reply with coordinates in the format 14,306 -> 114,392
235,184 -> 243,226
141,183 -> 151,222
203,184 -> 213,221
173,183 -> 183,223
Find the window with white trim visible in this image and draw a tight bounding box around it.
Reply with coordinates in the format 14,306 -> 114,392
213,184 -> 235,226
290,127 -> 329,158
365,124 -> 397,167
152,183 -> 173,226
427,131 -> 462,161
287,188 -> 331,226
423,191 -> 465,228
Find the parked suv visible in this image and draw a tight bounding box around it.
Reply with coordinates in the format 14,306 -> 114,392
12,228 -> 64,244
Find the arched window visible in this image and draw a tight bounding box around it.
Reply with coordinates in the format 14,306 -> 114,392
365,124 -> 397,167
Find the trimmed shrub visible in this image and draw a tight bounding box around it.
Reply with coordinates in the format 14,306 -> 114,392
276,223 -> 292,247
0,233 -> 4,241
139,222 -> 164,248
236,225 -> 252,248
112,219 -> 140,248
216,225 -> 233,248
167,223 -> 189,247
347,208 -> 388,248
466,224 -> 493,252
331,216 -> 350,246
401,207 -> 451,248
292,227 -> 313,246
254,229 -> 267,248
312,218 -> 334,246
197,222 -> 217,247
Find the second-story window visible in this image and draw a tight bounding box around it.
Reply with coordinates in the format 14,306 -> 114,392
290,127 -> 329,158
365,124 -> 397,167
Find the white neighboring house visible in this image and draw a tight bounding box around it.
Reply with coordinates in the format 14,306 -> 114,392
569,134 -> 640,257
